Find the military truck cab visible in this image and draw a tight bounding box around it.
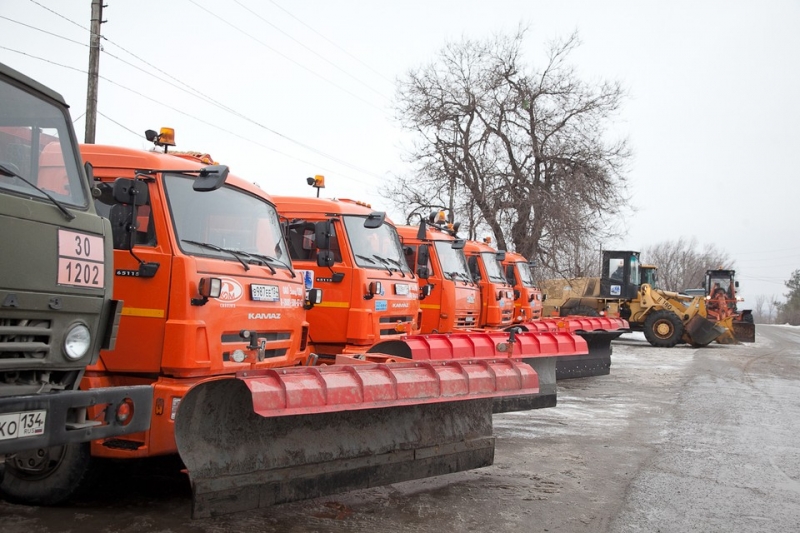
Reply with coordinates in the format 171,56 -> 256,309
0,63 -> 151,463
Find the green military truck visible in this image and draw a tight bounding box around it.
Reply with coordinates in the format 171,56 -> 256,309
0,62 -> 151,472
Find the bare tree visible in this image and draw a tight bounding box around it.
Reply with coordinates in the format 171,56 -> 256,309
642,238 -> 733,292
387,28 -> 631,273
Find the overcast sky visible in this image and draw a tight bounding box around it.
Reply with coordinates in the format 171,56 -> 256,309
2,0 -> 798,304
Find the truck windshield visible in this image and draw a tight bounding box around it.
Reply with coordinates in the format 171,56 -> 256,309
342,216 -> 411,274
515,262 -> 536,288
164,174 -> 290,269
434,241 -> 471,281
481,252 -> 507,283
0,77 -> 87,207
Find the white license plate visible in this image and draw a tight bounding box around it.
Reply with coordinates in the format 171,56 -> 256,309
394,283 -> 409,295
251,284 -> 279,302
0,410 -> 46,441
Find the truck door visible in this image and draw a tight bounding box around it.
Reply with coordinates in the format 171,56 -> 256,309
93,178 -> 172,373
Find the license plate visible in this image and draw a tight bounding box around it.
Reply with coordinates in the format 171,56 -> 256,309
0,410 -> 46,441
394,283 -> 409,295
58,229 -> 105,288
251,284 -> 279,302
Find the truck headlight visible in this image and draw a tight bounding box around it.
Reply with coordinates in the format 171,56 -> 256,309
64,324 -> 91,360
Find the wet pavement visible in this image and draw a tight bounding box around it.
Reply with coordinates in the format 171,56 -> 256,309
1,325 -> 798,532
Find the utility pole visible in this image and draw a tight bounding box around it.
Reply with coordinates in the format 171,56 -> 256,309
84,0 -> 105,144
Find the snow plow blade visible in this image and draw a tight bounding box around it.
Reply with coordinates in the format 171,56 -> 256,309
686,314 -> 728,346
174,360 -> 538,518
373,331 -> 587,412
527,317 -> 629,379
733,320 -> 756,343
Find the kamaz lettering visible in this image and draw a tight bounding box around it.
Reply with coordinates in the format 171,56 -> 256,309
248,313 -> 282,320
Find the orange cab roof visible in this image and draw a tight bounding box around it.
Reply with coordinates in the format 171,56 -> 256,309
78,144 -> 272,202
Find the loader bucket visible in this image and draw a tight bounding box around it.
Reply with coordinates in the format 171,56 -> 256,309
175,359 -> 538,518
527,317 -> 630,379
375,331 -> 588,412
733,320 -> 756,343
685,314 -> 727,346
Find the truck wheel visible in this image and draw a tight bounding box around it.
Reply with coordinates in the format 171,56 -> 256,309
643,310 -> 684,347
560,305 -> 600,317
0,442 -> 93,505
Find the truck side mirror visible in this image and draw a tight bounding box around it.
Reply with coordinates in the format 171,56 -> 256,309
417,266 -> 430,279
315,220 -> 332,249
417,244 -> 429,266
193,165 -> 230,192
451,239 -> 465,250
112,177 -> 148,205
496,250 -> 506,261
363,212 -> 385,229
316,249 -> 334,268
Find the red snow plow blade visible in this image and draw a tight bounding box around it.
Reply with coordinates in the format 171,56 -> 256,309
370,330 -> 588,412
175,359 -> 538,518
524,317 -> 630,379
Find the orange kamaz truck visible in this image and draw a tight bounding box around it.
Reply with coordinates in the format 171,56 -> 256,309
502,251 -> 543,322
274,198 -> 592,411
1,136 -> 546,518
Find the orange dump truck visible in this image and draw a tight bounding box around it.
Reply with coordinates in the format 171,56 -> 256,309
0,139 -> 542,518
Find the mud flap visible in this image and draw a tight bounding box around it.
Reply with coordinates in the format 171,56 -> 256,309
685,315 -> 727,346
175,360 -> 535,518
733,320 -> 756,343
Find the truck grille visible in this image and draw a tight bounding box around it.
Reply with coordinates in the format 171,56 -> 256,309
379,315 -> 413,336
455,314 -> 477,328
0,318 -> 52,359
221,330 -> 291,360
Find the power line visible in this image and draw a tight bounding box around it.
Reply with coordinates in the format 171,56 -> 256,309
186,0 -> 386,113
98,110 -> 142,139
10,5 -> 387,183
0,45 -> 381,192
0,15 -> 88,47
267,0 -> 395,86
231,0 -> 390,102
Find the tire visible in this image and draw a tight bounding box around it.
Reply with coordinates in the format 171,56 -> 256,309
643,309 -> 684,347
0,442 -> 94,506
560,305 -> 600,317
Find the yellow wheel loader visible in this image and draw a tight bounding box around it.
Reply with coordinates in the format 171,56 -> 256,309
540,251 -> 727,348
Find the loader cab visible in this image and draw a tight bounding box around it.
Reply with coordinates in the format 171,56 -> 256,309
705,270 -> 737,299
641,264 -> 658,289
600,250 -> 641,299
274,196 -> 420,357
463,239 -> 514,328
502,252 -> 543,322
397,223 -> 480,333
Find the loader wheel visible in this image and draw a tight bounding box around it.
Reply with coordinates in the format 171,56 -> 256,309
0,442 -> 94,505
560,305 -> 600,317
643,310 -> 684,348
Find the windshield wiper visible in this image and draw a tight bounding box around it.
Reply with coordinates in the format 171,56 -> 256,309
233,250 -> 299,276
376,255 -> 408,277
0,163 -> 74,220
182,240 -> 250,271
355,254 -> 377,265
450,271 -> 473,284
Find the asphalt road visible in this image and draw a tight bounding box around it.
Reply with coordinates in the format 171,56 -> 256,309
1,325 -> 798,532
